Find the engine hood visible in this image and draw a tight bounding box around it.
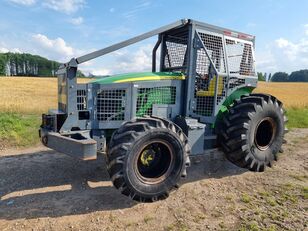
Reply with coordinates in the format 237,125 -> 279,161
90,72 -> 185,84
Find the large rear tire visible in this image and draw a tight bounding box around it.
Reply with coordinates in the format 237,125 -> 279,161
220,93 -> 288,172
107,116 -> 190,202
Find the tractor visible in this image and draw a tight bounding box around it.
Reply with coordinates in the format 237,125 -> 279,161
39,19 -> 287,202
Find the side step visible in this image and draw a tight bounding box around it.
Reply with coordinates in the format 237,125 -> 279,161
45,132 -> 97,160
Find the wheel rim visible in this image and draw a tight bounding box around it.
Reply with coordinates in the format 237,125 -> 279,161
254,117 -> 277,151
135,140 -> 174,185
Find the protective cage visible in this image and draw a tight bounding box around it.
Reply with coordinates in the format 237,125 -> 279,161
159,26 -> 256,121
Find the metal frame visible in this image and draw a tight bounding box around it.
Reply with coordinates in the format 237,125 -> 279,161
74,19 -> 189,65
42,18 -> 258,158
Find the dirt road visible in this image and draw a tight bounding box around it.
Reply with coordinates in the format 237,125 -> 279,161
0,129 -> 307,231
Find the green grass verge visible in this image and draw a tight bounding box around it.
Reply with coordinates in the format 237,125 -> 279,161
286,108 -> 308,129
0,113 -> 41,148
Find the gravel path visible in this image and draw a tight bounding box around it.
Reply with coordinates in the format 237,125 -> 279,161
0,129 -> 307,230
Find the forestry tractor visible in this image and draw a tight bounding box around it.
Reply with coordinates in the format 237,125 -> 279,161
39,19 -> 287,202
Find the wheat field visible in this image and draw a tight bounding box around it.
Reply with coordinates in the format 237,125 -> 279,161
0,77 -> 307,114
0,77 -> 90,114
255,82 -> 308,109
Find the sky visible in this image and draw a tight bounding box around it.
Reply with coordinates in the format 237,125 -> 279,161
1,0 -> 308,75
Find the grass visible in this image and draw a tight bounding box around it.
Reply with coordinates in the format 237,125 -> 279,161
289,174 -> 308,182
0,77 -> 308,148
239,222 -> 260,231
266,197 -> 277,207
238,183 -> 305,231
286,107 -> 308,128
143,216 -> 154,224
0,112 -> 41,148
0,77 -> 90,148
241,193 -> 252,203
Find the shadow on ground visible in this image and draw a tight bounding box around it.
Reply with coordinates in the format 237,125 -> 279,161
0,148 -> 246,220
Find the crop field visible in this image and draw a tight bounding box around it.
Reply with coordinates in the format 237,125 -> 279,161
255,82 -> 308,109
0,77 -> 307,114
0,77 -> 90,114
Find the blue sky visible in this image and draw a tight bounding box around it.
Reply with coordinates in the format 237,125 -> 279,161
1,0 -> 308,75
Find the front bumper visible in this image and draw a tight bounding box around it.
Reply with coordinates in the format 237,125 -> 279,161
39,114 -> 97,160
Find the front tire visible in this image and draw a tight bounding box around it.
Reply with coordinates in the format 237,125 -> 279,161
107,116 -> 190,202
220,93 -> 288,172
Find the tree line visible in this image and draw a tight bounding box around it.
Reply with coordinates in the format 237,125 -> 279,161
258,69 -> 308,82
0,52 -> 60,77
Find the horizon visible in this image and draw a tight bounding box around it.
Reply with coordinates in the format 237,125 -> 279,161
2,51 -> 308,77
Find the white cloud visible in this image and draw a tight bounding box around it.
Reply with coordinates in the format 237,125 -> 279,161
304,24 -> 308,36
79,62 -> 112,76
257,35 -> 308,73
91,69 -> 111,76
8,0 -> 85,14
42,0 -> 85,14
11,48 -> 22,53
0,47 -> 9,53
275,37 -> 308,62
78,44 -> 154,76
69,17 -> 84,25
275,38 -> 289,48
115,44 -> 152,73
255,50 -> 277,73
255,24 -> 308,73
8,0 -> 36,5
123,0 -> 151,18
32,33 -> 81,61
274,38 -> 299,61
0,47 -> 22,53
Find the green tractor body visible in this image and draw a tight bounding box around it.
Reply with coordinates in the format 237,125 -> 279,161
40,19 -> 287,202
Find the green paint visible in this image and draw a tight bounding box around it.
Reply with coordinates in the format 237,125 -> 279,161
214,87 -> 254,127
91,72 -> 184,84
136,87 -> 175,117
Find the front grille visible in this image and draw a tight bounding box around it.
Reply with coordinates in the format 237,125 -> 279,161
96,89 -> 126,121
136,86 -> 176,116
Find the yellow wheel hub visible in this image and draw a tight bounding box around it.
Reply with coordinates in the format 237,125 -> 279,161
140,149 -> 155,166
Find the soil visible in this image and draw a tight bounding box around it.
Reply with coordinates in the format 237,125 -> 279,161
0,129 -> 307,231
